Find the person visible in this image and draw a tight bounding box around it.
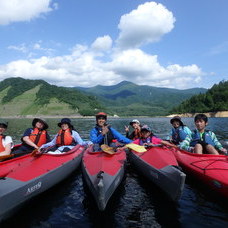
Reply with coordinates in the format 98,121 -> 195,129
133,125 -> 177,148
12,118 -> 50,155
90,112 -> 132,151
179,114 -> 227,154
0,120 -> 13,156
167,116 -> 192,145
125,119 -> 142,140
39,118 -> 91,153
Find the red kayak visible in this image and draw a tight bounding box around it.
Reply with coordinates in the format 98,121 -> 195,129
81,145 -> 126,210
128,146 -> 186,201
0,145 -> 85,222
172,148 -> 228,198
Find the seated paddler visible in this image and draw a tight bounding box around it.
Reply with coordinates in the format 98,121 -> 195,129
12,118 -> 50,155
90,112 -> 132,151
0,120 -> 13,156
133,125 -> 177,148
39,118 -> 91,154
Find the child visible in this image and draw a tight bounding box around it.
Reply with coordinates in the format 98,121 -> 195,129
179,114 -> 227,154
167,116 -> 192,145
125,119 -> 142,140
133,125 -> 176,148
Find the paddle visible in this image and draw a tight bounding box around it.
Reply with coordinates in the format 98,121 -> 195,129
101,144 -> 116,155
0,154 -> 14,162
125,143 -> 147,153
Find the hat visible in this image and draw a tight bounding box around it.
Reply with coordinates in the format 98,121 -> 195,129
141,125 -> 151,132
96,112 -> 107,120
130,119 -> 140,125
0,120 -> 8,128
170,116 -> 183,125
58,118 -> 72,127
32,118 -> 48,130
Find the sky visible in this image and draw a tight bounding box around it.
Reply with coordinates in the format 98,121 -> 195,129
0,0 -> 228,89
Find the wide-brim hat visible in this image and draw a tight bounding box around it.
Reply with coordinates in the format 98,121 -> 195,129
0,120 -> 8,128
170,116 -> 183,125
130,119 -> 140,125
141,125 -> 151,132
32,118 -> 48,130
58,118 -> 73,127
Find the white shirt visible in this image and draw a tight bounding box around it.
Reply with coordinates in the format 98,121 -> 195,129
2,136 -> 13,148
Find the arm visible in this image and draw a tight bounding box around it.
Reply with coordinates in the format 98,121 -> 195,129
179,134 -> 192,151
0,136 -> 13,155
40,135 -> 57,149
90,128 -> 104,144
110,127 -> 132,144
72,130 -> 91,146
210,131 -> 227,153
160,140 -> 177,148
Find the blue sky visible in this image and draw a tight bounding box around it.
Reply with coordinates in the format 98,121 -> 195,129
0,0 -> 227,89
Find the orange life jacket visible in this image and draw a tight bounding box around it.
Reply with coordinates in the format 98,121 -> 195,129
29,128 -> 47,147
0,135 -> 6,153
56,129 -> 74,146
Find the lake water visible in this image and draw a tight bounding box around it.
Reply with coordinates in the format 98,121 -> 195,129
1,117 -> 228,228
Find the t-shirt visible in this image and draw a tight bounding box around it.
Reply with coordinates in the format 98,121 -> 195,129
133,136 -> 162,145
1,136 -> 13,148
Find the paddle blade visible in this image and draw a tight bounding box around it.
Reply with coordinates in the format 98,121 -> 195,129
125,144 -> 147,153
101,144 -> 115,155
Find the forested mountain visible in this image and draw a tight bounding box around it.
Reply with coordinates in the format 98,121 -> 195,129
0,77 -> 103,116
76,81 -> 207,116
170,80 -> 228,114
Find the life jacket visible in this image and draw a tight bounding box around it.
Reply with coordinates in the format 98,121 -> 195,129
56,129 -> 75,146
0,135 -> 6,153
139,134 -> 157,146
171,126 -> 188,144
190,130 -> 215,147
132,128 -> 142,140
29,128 -> 48,147
95,125 -> 115,146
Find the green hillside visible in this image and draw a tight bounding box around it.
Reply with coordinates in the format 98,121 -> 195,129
170,80 -> 228,114
0,77 -> 104,116
76,81 -> 207,116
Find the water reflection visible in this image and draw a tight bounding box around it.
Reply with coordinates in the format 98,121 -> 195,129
1,117 -> 228,228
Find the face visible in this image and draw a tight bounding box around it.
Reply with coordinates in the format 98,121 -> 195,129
141,130 -> 151,138
35,121 -> 44,130
0,126 -> 6,135
172,121 -> 180,128
61,123 -> 69,130
131,122 -> 140,129
195,119 -> 207,132
97,117 -> 106,127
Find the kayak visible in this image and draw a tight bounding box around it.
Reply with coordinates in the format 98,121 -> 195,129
0,144 -> 85,222
172,148 -> 228,198
81,145 -> 126,210
128,146 -> 186,201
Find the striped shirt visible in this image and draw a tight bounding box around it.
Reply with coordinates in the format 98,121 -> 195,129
179,129 -> 224,152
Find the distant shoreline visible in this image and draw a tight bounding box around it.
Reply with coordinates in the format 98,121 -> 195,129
167,111 -> 228,118
1,111 -> 228,119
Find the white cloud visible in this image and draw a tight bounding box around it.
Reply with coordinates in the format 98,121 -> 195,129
0,1 -> 204,89
0,47 -> 203,89
0,0 -> 57,25
116,2 -> 175,49
91,35 -> 113,52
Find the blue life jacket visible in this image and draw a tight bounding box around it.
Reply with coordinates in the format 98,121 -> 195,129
172,126 -> 188,144
190,130 -> 215,147
139,137 -> 152,146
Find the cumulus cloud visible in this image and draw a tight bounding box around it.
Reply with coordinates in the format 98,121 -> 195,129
0,0 -> 57,25
116,2 -> 175,49
91,35 -> 113,52
0,1 -> 203,89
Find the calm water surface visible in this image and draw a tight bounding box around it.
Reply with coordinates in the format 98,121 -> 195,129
1,117 -> 228,228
